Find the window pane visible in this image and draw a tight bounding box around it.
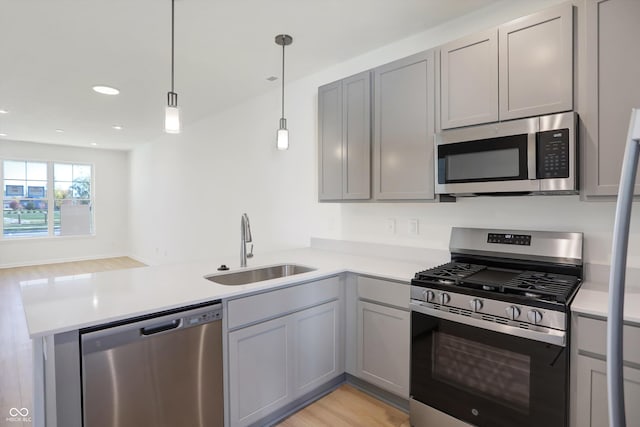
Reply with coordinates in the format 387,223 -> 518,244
4,160 -> 26,180
54,200 -> 92,236
73,164 -> 91,179
3,199 -> 49,237
54,163 -> 72,182
27,162 -> 47,181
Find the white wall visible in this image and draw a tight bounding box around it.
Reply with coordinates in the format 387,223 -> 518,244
130,0 -> 640,268
0,140 -> 130,267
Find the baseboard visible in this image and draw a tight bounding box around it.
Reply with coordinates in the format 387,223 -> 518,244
248,374 -> 346,427
346,374 -> 410,413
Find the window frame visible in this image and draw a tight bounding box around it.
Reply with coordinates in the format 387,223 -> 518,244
1,158 -> 96,240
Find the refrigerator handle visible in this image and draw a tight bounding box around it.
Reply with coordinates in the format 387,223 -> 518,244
608,108 -> 640,427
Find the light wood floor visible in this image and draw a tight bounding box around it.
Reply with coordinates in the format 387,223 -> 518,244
0,257 -> 146,424
276,384 -> 410,427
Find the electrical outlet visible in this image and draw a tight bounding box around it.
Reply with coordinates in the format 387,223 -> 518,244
386,218 -> 396,234
409,218 -> 419,235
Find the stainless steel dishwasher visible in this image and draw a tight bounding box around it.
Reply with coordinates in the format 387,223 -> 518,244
81,302 -> 223,427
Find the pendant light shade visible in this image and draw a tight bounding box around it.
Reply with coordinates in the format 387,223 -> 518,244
275,34 -> 293,150
165,0 -> 180,134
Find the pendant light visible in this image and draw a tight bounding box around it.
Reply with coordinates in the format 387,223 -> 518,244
164,0 -> 180,134
275,34 -> 293,150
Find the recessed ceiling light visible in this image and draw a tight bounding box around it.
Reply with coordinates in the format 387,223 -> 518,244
55,129 -> 65,133
92,85 -> 120,95
0,133 -> 7,137
0,109 -> 9,114
112,125 -> 123,130
89,142 -> 98,146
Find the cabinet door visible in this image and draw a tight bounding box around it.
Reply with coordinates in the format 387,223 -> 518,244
583,0 -> 640,197
575,355 -> 640,427
440,29 -> 498,129
373,50 -> 436,200
228,316 -> 293,427
343,71 -> 371,200
293,300 -> 342,397
499,2 -> 573,120
356,300 -> 410,397
318,80 -> 343,200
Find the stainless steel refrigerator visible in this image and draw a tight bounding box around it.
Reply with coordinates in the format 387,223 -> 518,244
608,108 -> 640,427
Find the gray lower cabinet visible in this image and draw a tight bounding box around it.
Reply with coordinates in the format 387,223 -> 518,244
373,50 -> 436,200
318,71 -> 371,201
573,314 -> 640,427
583,0 -> 640,197
575,355 -> 640,427
356,276 -> 410,398
227,277 -> 343,427
228,314 -> 292,426
439,29 -> 499,129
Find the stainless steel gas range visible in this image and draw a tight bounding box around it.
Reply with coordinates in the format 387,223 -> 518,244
409,227 -> 583,427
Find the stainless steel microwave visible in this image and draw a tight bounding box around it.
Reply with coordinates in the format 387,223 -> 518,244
435,112 -> 577,196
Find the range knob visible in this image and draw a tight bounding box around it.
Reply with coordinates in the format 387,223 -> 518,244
505,305 -> 521,320
527,310 -> 543,325
422,290 -> 435,302
439,292 -> 451,305
469,299 -> 483,312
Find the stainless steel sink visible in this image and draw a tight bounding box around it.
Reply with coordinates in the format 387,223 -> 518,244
204,264 -> 316,286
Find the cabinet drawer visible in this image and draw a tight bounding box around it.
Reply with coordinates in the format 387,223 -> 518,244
228,276 -> 341,329
577,315 -> 640,364
357,276 -> 409,309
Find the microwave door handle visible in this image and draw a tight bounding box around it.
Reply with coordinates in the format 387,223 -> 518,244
528,132 -> 537,179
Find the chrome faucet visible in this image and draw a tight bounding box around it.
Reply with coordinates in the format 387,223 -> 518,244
240,213 -> 252,267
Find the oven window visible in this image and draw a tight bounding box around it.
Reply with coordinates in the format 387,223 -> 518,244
433,332 -> 531,412
446,148 -> 519,181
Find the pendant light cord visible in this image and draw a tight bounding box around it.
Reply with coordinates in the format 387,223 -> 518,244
281,42 -> 285,119
171,0 -> 175,93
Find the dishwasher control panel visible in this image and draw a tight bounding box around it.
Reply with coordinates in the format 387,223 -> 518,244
186,309 -> 222,326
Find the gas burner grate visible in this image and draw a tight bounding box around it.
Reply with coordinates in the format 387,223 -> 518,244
503,271 -> 581,303
414,262 -> 487,283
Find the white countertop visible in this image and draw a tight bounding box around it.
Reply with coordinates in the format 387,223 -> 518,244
21,246 -> 446,338
21,241 -> 640,338
570,264 -> 640,324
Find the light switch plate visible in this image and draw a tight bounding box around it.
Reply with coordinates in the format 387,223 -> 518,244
409,219 -> 419,235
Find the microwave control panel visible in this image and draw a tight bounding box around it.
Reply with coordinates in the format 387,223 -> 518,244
537,129 -> 570,179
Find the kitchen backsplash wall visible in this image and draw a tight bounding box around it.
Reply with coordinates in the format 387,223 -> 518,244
129,0 -> 640,268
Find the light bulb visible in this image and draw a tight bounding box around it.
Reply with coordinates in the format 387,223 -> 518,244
165,105 -> 180,134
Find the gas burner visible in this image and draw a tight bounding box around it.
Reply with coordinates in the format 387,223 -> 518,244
415,262 -> 486,282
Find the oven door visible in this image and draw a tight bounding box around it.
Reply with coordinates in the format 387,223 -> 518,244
410,303 -> 567,427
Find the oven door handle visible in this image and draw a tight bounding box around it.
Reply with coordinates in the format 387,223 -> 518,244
410,301 -> 566,347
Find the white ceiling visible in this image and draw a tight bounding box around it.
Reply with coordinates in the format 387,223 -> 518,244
0,0 -> 498,150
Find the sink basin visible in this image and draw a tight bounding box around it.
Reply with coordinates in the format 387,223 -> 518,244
204,264 -> 316,286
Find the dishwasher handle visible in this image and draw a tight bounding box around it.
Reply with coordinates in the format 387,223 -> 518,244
141,319 -> 182,336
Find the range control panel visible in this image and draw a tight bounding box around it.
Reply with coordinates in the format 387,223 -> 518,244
537,128 -> 570,179
487,233 -> 532,246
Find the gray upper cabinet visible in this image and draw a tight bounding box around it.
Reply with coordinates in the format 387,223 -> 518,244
499,2 -> 573,121
318,71 -> 371,201
438,3 -> 573,129
440,29 -> 499,129
583,0 -> 640,197
373,50 -> 435,200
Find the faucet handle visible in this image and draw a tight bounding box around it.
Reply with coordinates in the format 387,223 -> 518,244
247,244 -> 254,258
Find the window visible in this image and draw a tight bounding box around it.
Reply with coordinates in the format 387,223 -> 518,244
2,160 -> 93,238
